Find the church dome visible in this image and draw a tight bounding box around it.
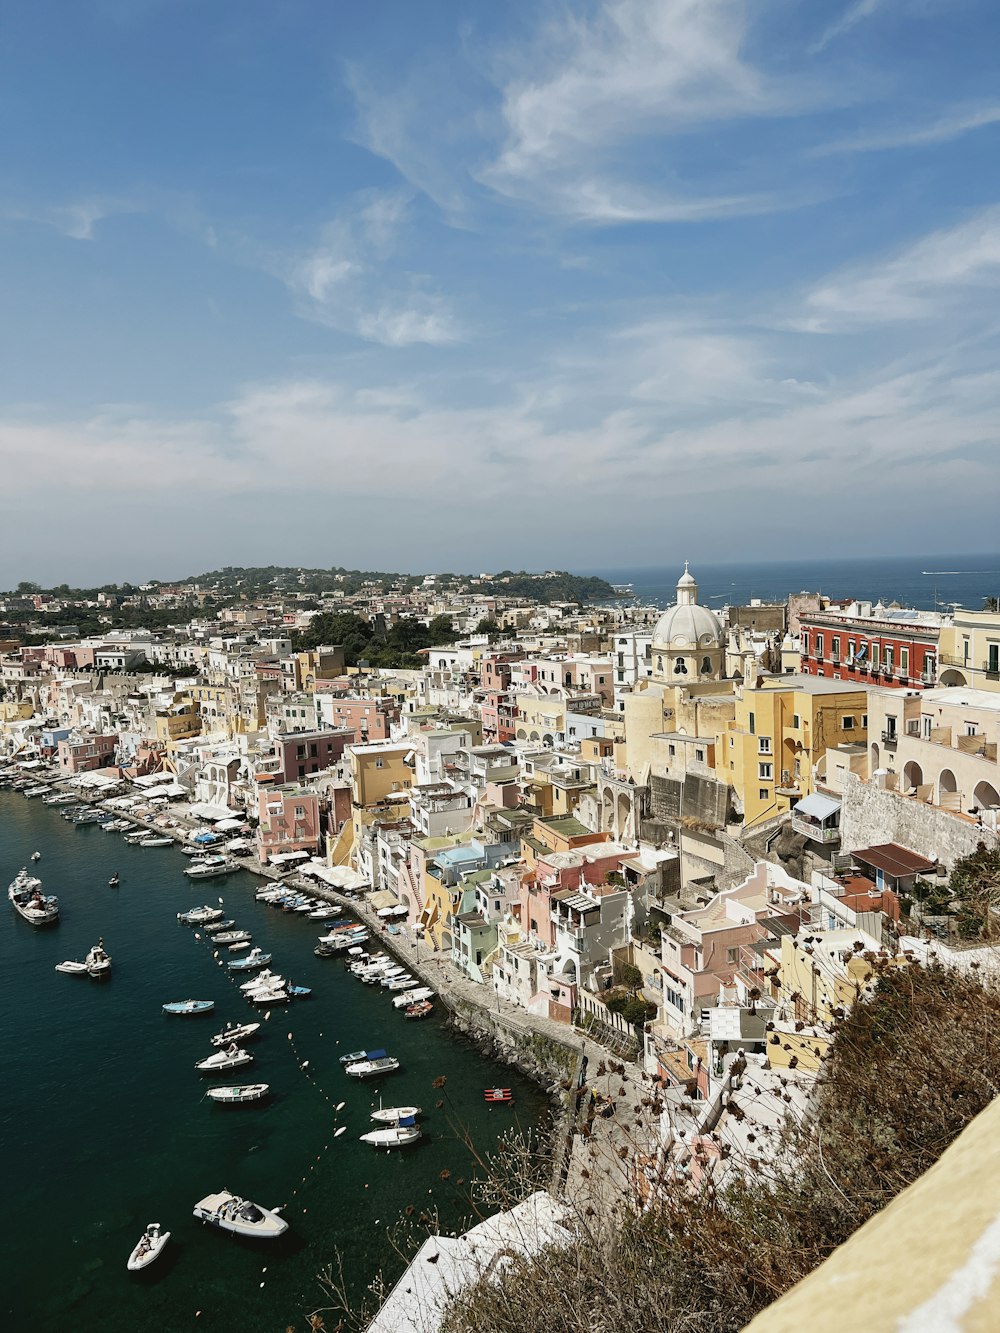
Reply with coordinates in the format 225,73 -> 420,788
651,563 -> 723,652
652,602 -> 724,650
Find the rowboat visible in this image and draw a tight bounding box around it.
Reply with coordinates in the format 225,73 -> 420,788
370,1104 -> 422,1124
339,1047 -> 385,1065
162,999 -> 215,1016
205,1083 -> 270,1104
404,1000 -> 434,1020
484,1087 -> 514,1103
345,1055 -> 400,1079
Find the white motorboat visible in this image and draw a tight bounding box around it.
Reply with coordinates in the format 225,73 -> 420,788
8,868 -> 59,927
385,975 -> 418,991
345,1055 -> 400,1079
202,918 -> 235,933
177,906 -> 225,925
246,986 -> 290,1006
391,987 -> 434,1009
308,904 -> 341,919
185,859 -> 237,880
138,836 -> 173,848
126,1222 -> 171,1272
55,959 -> 88,975
205,1083 -> 270,1104
30,850 -> 41,861
360,1121 -> 422,1149
227,948 -> 271,972
85,940 -> 112,979
196,1045 -> 253,1073
210,1021 -> 261,1047
371,1104 -> 422,1124
212,929 -> 251,946
240,970 -> 284,992
192,1190 -> 287,1239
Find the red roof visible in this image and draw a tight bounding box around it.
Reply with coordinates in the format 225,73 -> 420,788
852,843 -> 936,877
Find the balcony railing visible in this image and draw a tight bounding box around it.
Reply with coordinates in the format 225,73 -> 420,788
881,730 -> 899,746
791,814 -> 841,844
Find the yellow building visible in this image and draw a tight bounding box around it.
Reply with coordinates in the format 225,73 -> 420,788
0,699 -> 34,722
186,683 -> 234,736
514,692 -> 566,745
938,607 -> 1000,692
623,679 -> 736,783
349,741 -> 413,809
153,696 -> 202,752
720,675 -> 868,829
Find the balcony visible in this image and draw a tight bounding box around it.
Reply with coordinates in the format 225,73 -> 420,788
791,814 -> 841,844
881,730 -> 899,746
986,660 -> 1000,681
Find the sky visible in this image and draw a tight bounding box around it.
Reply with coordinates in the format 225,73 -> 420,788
3,0 -> 1000,586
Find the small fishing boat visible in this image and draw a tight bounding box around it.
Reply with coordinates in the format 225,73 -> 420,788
8,869 -> 59,927
227,949 -> 272,972
308,904 -> 341,919
126,1222 -> 171,1272
391,987 -> 434,1009
404,1000 -> 434,1020
212,930 -> 251,946
484,1087 -> 514,1104
55,959 -> 88,975
287,984 -> 312,997
359,1119 -> 422,1149
108,873 -> 120,887
86,940 -> 112,979
371,1104 -> 422,1124
30,851 -> 41,861
246,987 -> 290,1005
385,975 -> 419,991
339,1047 -> 385,1065
196,1045 -> 253,1073
345,1055 -> 400,1079
205,1083 -> 270,1104
177,906 -> 225,925
226,939 -> 252,953
138,836 -> 173,848
240,970 -> 284,992
202,918 -> 235,933
162,999 -> 215,1016
192,1190 -> 287,1238
210,1021 -> 261,1047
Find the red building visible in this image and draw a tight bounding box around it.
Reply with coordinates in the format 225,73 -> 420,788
800,606 -> 942,690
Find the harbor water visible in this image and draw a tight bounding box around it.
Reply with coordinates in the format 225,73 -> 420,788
0,793 -> 548,1330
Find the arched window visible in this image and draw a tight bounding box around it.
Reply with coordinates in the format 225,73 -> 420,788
673,657 -> 688,675
701,657 -> 712,674
656,656 -> 663,674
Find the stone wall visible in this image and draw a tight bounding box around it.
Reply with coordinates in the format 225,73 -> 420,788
840,771 -> 999,869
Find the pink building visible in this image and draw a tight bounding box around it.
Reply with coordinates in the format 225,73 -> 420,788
273,728 -> 351,783
58,733 -> 118,775
315,695 -> 400,743
255,783 -> 321,864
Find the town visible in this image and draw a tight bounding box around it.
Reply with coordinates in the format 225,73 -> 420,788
3,561 -> 1000,1326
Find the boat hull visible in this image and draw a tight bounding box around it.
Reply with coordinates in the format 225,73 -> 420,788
126,1228 -> 170,1272
193,1192 -> 287,1239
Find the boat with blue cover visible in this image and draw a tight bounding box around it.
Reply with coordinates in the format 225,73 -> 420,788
339,1047 -> 386,1065
227,948 -> 271,971
162,999 -> 215,1016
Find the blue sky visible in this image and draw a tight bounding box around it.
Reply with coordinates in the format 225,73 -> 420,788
3,0 -> 1000,584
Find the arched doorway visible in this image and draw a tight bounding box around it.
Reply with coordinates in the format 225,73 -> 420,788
902,760 -> 924,793
974,780 -> 1000,810
938,768 -> 958,803
870,742 -> 881,772
617,791 -> 633,841
940,669 -> 968,687
602,786 -> 615,834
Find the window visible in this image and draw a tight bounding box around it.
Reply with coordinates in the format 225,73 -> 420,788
673,657 -> 688,675
758,736 -> 772,754
900,648 -> 909,678
792,713 -> 800,729
802,632 -> 810,655
922,715 -> 932,739
870,643 -> 880,669
842,716 -> 855,730
375,758 -> 384,769
862,714 -> 868,728
758,762 -> 773,780
727,947 -> 739,963
701,657 -> 713,674
668,744 -> 676,757
885,716 -> 897,738
748,711 -> 755,735
294,805 -> 305,818
848,640 -> 856,662
815,635 -> 824,661
988,644 -> 1000,674
695,748 -> 705,762
884,647 -> 894,673
759,788 -> 769,801
831,637 -> 841,663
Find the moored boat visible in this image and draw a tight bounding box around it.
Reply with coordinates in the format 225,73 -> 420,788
196,1045 -> 253,1073
185,858 -> 237,880
210,1021 -> 261,1047
202,918 -> 235,933
8,868 -> 59,927
162,999 -> 215,1016
85,939 -> 112,979
391,987 -> 434,1009
370,1104 -> 422,1124
345,1055 -> 400,1079
227,948 -> 271,971
210,930 -> 251,947
359,1120 -> 422,1149
138,836 -> 173,848
192,1190 -> 287,1238
177,906 -> 224,925
339,1047 -> 386,1064
55,959 -> 88,975
205,1083 -> 270,1104
126,1222 -> 171,1272
404,1000 -> 434,1020
240,970 -> 284,992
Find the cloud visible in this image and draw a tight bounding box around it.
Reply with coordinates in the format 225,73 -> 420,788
479,0 -> 810,222
282,191 -> 464,346
815,102 -> 1000,155
2,196 -> 143,240
810,0 -> 883,54
799,206 -> 1000,329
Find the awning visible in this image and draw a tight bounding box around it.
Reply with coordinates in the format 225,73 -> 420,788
214,817 -> 245,831
268,849 -> 310,865
188,802 -> 234,821
793,793 -> 841,822
157,784 -> 188,798
853,843 -> 936,877
193,831 -> 223,844
377,904 -> 409,919
132,772 -> 174,788
369,889 -> 400,911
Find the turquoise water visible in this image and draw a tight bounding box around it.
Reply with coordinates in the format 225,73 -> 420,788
0,793 -> 546,1330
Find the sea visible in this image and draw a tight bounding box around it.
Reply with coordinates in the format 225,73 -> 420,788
0,795 -> 547,1331
593,553 -> 1000,614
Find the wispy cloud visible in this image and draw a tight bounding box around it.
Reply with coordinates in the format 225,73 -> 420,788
479,0 -> 806,222
799,205 -> 1000,329
2,196 -> 143,239
810,0 -> 883,54
282,191 -> 464,346
815,102 -> 1000,154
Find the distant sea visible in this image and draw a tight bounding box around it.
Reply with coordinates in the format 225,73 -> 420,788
591,554 -> 1000,614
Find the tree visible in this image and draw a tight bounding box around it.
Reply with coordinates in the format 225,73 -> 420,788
621,998 -> 656,1027
427,614 -> 459,644
949,842 -> 1000,940
984,596 -> 999,612
15,581 -> 41,595
476,617 -> 502,643
614,961 -> 643,995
